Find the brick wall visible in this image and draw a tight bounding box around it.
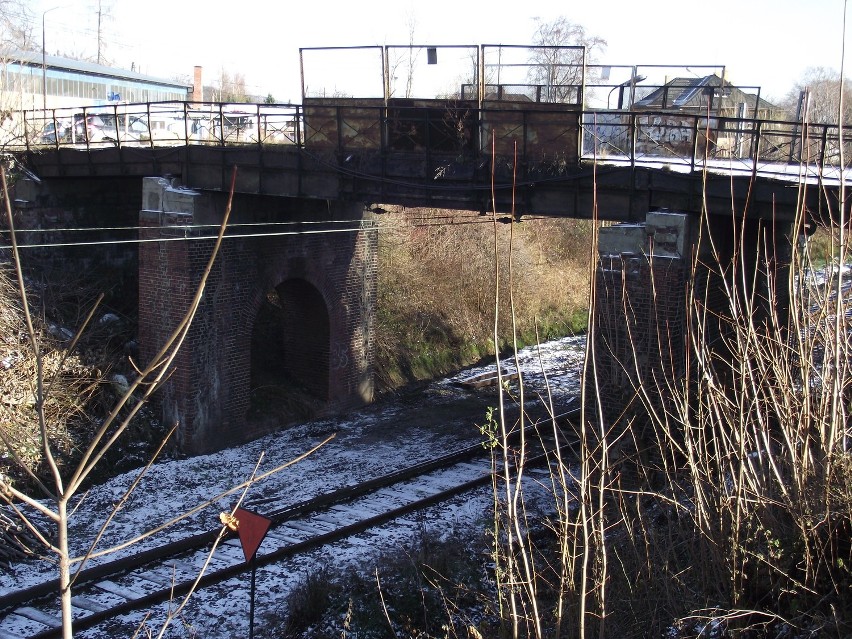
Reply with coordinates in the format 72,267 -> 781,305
138,179 -> 377,454
587,212 -> 692,467
587,211 -> 796,486
591,252 -> 687,428
8,176 -> 144,312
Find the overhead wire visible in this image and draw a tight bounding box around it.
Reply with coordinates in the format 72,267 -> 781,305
0,211 -> 536,251
0,210 -> 490,235
0,138 -> 568,250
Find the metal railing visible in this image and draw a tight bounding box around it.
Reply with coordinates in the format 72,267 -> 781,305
5,100 -> 850,177
8,101 -> 304,152
581,111 -> 850,176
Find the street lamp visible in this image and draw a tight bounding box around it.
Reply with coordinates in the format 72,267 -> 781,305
607,73 -> 647,110
42,6 -> 63,113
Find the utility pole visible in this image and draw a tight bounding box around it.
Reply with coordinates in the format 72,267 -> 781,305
96,0 -> 103,65
42,6 -> 63,112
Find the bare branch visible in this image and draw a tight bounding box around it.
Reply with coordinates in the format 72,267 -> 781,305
70,424 -> 178,585
71,432 -> 335,563
0,422 -> 56,500
153,452 -> 267,638
1,165 -> 65,495
67,167 -> 239,495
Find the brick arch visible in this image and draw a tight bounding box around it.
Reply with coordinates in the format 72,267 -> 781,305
249,277 -> 331,412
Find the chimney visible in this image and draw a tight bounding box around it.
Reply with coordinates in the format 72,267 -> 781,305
192,66 -> 203,102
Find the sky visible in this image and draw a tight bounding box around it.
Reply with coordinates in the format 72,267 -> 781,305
22,0 -> 852,104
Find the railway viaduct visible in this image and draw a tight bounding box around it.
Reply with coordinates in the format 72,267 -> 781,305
6,96 -> 846,454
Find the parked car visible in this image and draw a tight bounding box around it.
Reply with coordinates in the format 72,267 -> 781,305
145,114 -> 187,143
73,114 -> 110,143
40,120 -> 72,145
117,115 -> 154,144
72,113 -> 151,145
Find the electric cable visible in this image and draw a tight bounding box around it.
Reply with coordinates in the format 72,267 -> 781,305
0,212 -> 537,250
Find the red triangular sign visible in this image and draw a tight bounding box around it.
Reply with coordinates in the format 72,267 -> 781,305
235,508 -> 272,563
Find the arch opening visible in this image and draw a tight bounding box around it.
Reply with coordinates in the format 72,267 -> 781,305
248,279 -> 330,428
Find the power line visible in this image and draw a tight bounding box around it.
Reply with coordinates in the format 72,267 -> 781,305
0,211 -> 488,236
0,214 -> 524,250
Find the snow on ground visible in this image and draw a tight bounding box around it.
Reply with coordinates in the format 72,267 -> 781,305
0,336 -> 586,637
586,152 -> 852,186
441,334 -> 586,397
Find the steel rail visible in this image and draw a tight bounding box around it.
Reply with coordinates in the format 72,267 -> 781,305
2,406 -> 581,638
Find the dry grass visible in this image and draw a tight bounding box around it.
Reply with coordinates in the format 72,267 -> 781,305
0,263 -> 151,493
485,202 -> 852,638
374,206 -> 591,391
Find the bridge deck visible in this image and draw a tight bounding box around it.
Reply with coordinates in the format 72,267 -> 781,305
12,99 -> 848,222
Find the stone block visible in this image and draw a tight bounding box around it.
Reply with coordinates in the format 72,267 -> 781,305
598,223 -> 647,257
141,177 -> 173,211
162,187 -> 200,215
646,211 -> 689,258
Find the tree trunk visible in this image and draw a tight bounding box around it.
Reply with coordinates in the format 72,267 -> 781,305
58,499 -> 73,639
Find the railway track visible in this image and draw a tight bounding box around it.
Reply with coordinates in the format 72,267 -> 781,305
0,409 -> 580,638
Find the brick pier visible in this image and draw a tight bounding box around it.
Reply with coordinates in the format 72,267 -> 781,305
138,178 -> 376,454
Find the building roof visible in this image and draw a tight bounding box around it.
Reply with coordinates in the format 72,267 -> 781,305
7,49 -> 191,91
633,74 -> 776,111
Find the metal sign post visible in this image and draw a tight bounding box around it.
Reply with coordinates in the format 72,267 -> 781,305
227,507 -> 272,639
249,553 -> 258,639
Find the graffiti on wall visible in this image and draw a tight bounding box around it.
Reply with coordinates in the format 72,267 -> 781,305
636,115 -> 695,156
584,113 -> 716,159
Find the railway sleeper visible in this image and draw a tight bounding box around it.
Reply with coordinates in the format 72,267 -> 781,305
264,531 -> 304,545
283,520 -> 332,535
95,579 -> 146,601
330,503 -> 382,517
134,569 -> 177,588
12,607 -> 60,629
310,513 -> 348,527
69,595 -> 109,613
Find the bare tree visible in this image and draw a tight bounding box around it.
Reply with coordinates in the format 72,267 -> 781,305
528,16 -> 607,104
781,66 -> 852,124
0,1 -> 34,144
403,13 -> 418,99
0,168 -> 328,637
212,68 -> 250,102
386,12 -> 420,99
0,0 -> 33,51
0,166 -> 237,637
